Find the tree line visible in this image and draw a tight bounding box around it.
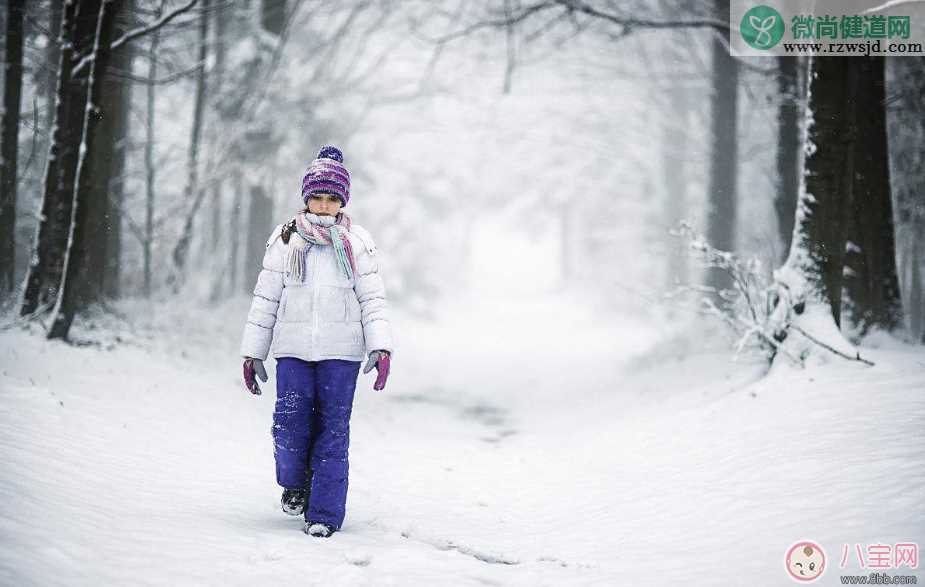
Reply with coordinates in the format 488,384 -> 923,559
0,0 -> 293,340
435,0 -> 924,357
1,0 -> 923,356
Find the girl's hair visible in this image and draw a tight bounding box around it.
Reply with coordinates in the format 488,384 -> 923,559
301,194 -> 344,213
281,219 -> 297,244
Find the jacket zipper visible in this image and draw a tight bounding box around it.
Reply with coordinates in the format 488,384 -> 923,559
311,247 -> 320,349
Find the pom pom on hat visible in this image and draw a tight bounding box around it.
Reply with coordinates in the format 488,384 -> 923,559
316,145 -> 343,162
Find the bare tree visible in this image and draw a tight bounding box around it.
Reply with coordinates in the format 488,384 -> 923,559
48,0 -> 124,339
44,1 -> 64,135
502,0 -> 515,93
20,0 -> 100,317
143,3 -> 164,298
208,1 -> 229,256
886,56 -> 925,343
843,56 -> 902,334
704,0 -> 738,298
662,44 -> 693,289
245,184 -> 273,296
20,0 -> 202,319
82,1 -> 135,303
770,56 -> 867,362
230,169 -> 242,294
774,56 -> 804,263
0,0 -> 26,295
170,0 -> 211,286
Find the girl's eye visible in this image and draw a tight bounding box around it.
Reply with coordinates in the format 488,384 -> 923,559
809,563 -> 815,571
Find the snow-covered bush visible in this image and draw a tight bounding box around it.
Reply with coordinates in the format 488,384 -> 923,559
668,221 -> 874,368
668,221 -> 798,365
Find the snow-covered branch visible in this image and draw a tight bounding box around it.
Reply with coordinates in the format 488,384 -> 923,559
431,0 -> 729,44
110,0 -> 200,51
72,0 -> 200,77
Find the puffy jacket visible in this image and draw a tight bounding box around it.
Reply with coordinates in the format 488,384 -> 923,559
240,217 -> 394,362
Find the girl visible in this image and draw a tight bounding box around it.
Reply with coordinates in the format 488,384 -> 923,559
239,145 -> 393,538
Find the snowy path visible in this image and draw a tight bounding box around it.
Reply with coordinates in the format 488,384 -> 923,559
1,294 -> 923,586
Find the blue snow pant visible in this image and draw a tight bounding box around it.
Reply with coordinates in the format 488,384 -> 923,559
273,357 -> 362,529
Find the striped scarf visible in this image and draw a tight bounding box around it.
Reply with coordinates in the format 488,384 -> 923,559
286,211 -> 357,282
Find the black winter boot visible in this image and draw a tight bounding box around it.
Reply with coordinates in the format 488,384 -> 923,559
281,488 -> 307,516
304,521 -> 336,538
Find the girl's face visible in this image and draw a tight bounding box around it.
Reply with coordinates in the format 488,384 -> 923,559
307,193 -> 343,217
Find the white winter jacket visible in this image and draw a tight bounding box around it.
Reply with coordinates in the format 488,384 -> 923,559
240,214 -> 393,363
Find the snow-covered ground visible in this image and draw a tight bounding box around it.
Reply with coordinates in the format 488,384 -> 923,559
1,291 -> 923,586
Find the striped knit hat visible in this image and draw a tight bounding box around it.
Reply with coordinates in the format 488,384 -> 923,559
301,145 -> 351,207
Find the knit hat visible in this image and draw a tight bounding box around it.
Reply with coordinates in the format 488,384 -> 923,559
301,145 -> 351,207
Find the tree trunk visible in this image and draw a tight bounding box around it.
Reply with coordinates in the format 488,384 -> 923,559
664,77 -> 689,289
705,0 -> 739,297
103,1 -> 133,299
803,57 -> 858,325
843,56 -> 902,334
20,0 -> 98,317
260,0 -> 286,36
35,0 -> 63,285
0,0 -> 26,295
885,56 -> 925,343
775,56 -> 804,263
83,0 -> 133,303
907,238 -> 923,341
244,184 -> 273,293
143,7 -> 162,299
48,0 -> 122,340
502,0 -> 515,94
170,0 -> 210,285
209,2 -> 228,254
45,1 -> 64,134
231,170 -> 242,294
771,56 -> 862,363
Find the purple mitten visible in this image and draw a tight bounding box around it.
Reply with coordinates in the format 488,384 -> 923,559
243,358 -> 267,395
363,350 -> 391,391
373,352 -> 390,391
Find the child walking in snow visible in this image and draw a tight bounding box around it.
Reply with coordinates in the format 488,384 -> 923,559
239,145 -> 393,538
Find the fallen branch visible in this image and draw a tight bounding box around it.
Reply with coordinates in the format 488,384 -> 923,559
791,324 -> 876,366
